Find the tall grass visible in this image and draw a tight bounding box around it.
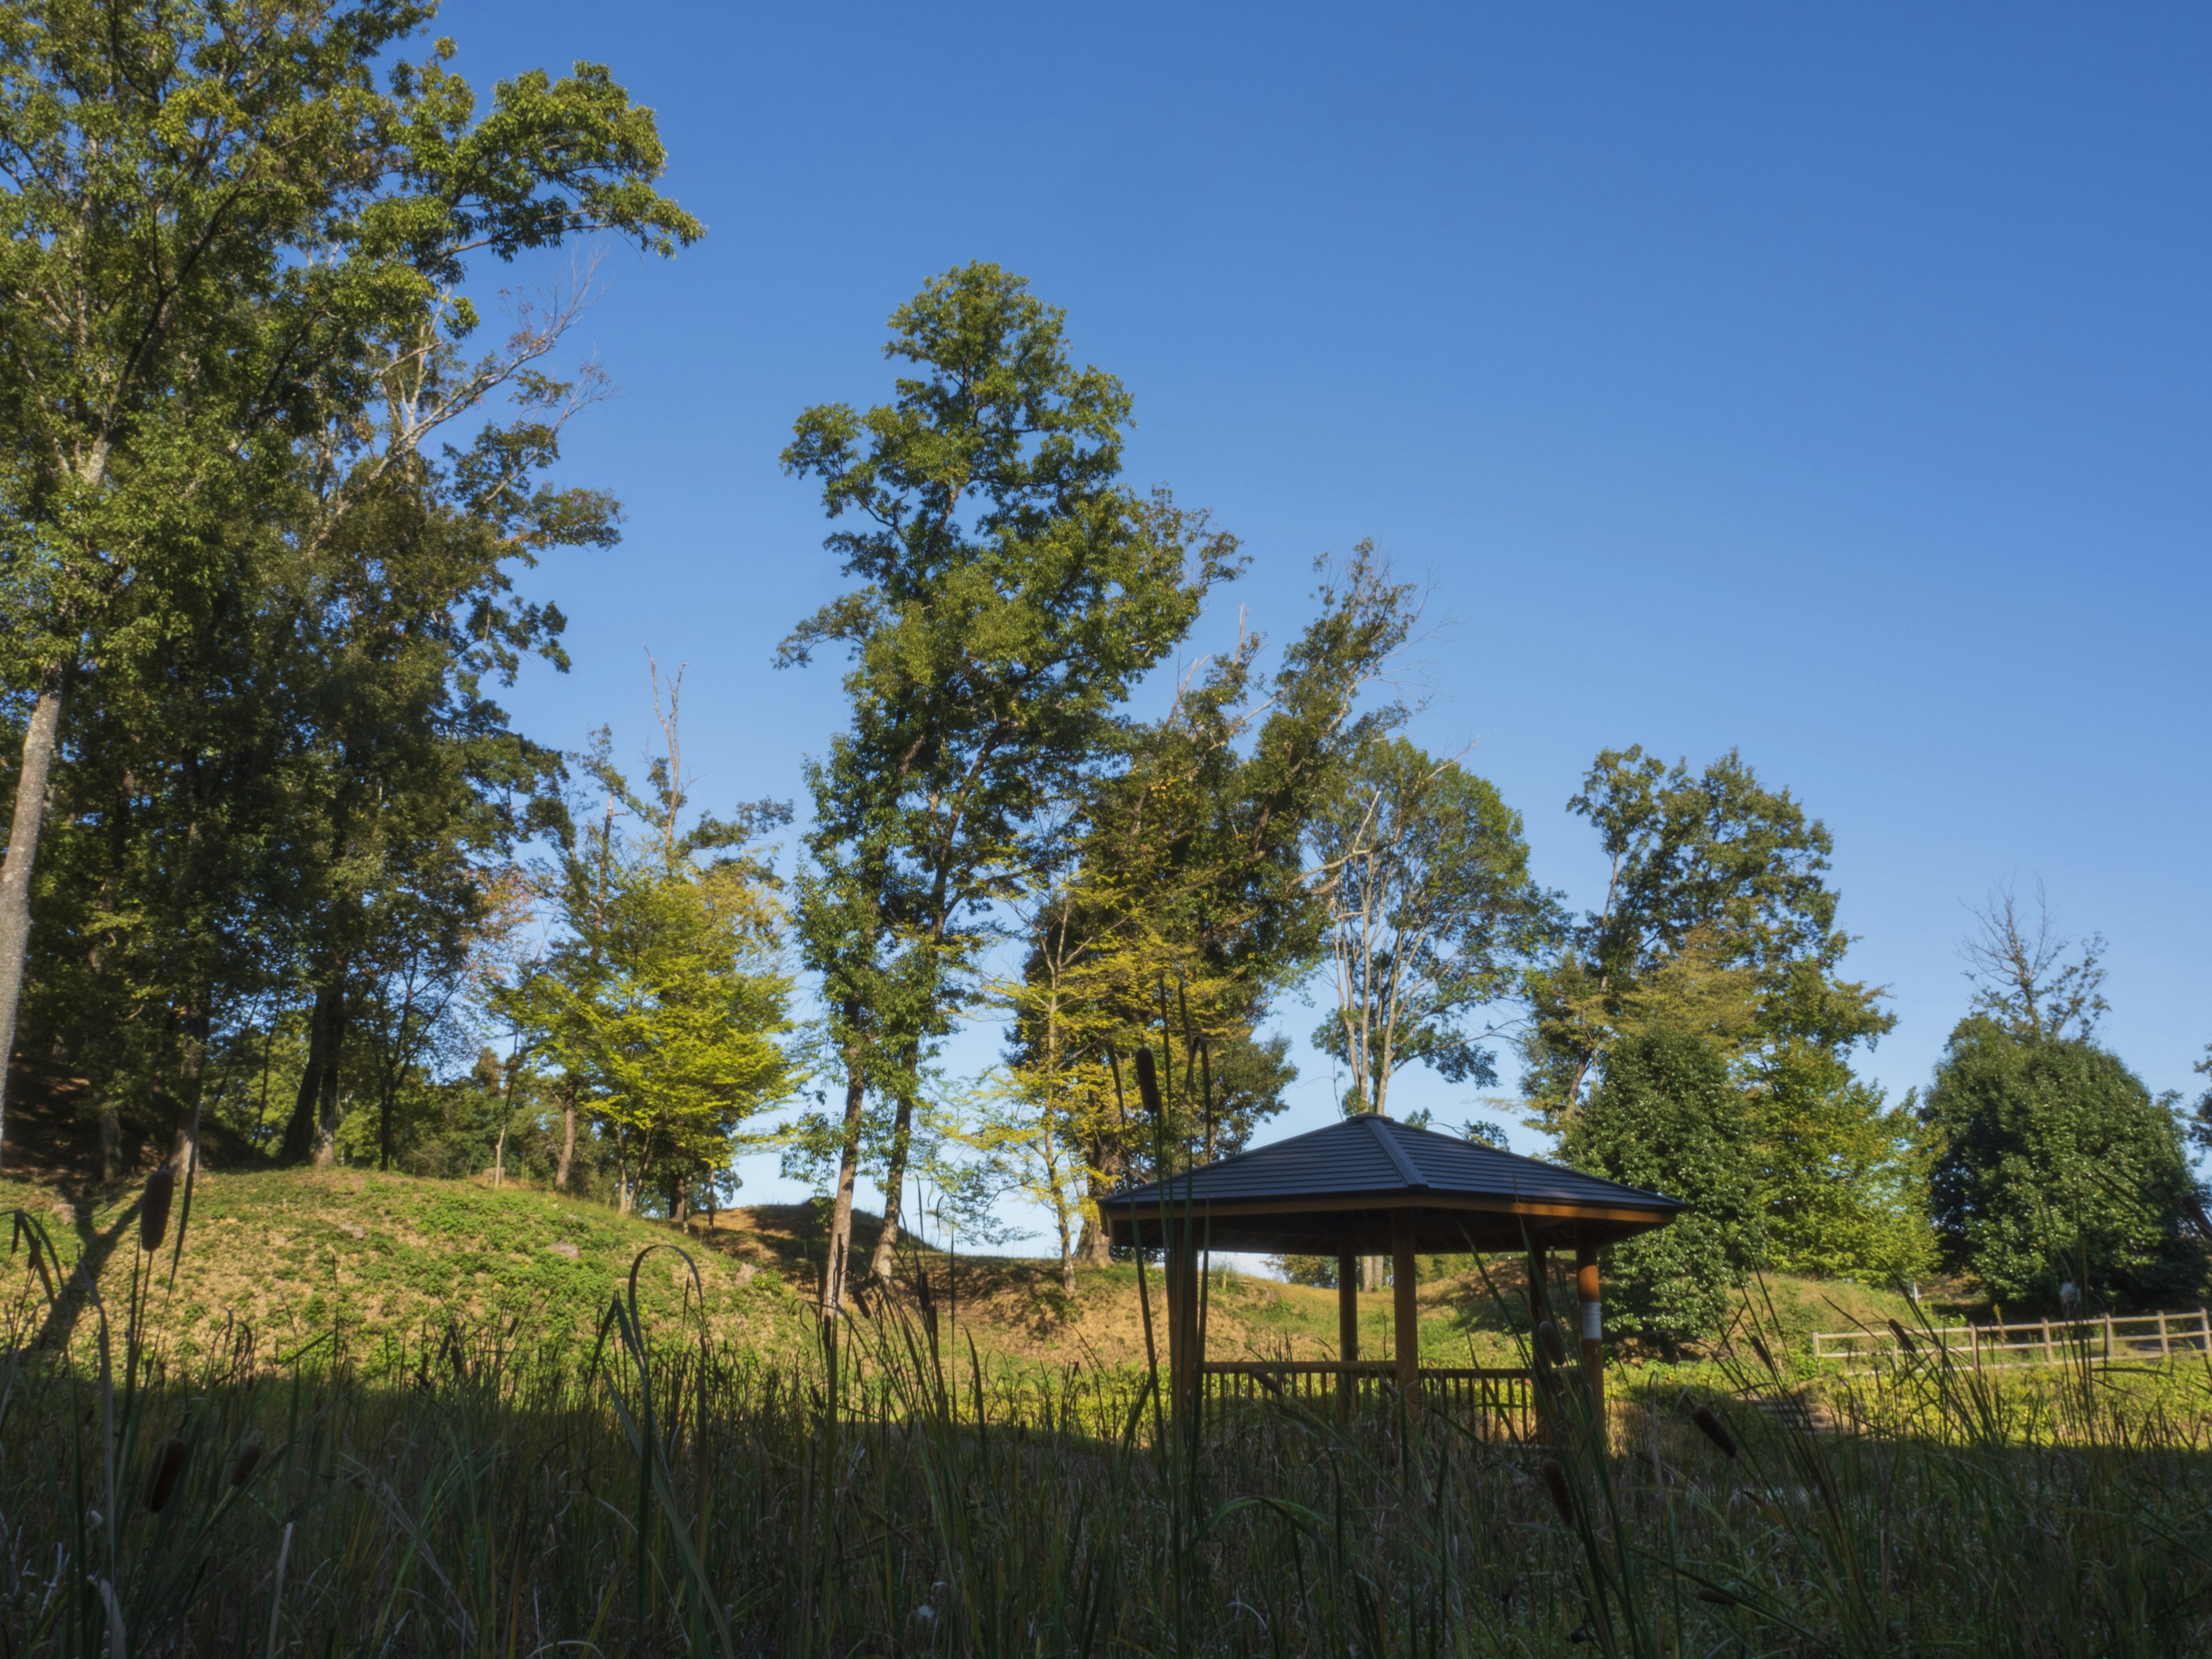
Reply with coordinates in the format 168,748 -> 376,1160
5,1203 -> 2212,1656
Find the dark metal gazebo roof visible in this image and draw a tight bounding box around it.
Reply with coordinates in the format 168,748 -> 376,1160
1103,1113 -> 1684,1255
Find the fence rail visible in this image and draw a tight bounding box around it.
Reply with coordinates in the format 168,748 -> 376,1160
1200,1359 -> 1533,1437
1811,1308 -> 2212,1370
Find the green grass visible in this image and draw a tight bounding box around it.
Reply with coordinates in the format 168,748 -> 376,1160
8,1170 -> 2212,1655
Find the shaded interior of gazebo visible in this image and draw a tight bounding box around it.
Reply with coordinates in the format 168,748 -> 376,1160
1102,1113 -> 1683,1421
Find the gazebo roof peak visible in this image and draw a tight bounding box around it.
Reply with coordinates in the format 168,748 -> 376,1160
1116,1111 -> 1680,1211
1103,1111 -> 1683,1255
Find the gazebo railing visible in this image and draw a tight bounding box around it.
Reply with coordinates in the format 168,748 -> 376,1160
1201,1360 -> 1534,1438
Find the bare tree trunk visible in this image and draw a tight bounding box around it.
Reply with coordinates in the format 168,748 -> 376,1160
555,1077 -> 577,1190
0,665 -> 65,1169
865,1087 -> 915,1287
821,1027 -> 868,1319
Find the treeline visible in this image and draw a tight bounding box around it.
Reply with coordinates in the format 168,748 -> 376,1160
4,4 -> 2208,1344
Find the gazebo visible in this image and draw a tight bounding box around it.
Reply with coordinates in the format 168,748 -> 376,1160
1103,1113 -> 1684,1422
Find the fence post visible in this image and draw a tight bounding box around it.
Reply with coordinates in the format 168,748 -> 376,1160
2041,1319 -> 2052,1365
2158,1310 -> 2171,1359
1969,1321 -> 1980,1373
2104,1311 -> 2115,1363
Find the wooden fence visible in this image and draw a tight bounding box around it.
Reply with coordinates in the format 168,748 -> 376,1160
1201,1359 -> 1534,1437
1811,1308 -> 2212,1371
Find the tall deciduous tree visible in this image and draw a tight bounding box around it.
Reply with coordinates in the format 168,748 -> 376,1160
999,547 -> 1421,1264
1309,737 -> 1555,1119
0,0 -> 698,1160
1521,746 -> 1891,1121
1520,747 -> 1928,1286
779,263 -> 1234,1313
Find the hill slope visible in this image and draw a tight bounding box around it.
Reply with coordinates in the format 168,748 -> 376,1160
0,1166 -> 1918,1371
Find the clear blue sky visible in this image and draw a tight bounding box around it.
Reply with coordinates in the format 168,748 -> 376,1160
443,1 -> 2211,1228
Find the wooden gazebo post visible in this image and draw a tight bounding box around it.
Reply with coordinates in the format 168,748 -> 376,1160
1336,1240 -> 1359,1423
1575,1234 -> 1604,1418
1392,1211 -> 1419,1412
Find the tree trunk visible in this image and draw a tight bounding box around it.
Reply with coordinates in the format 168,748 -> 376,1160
171,999 -> 209,1175
820,1022 -> 869,1319
311,997 -> 349,1168
313,1062 -> 343,1167
281,984 -> 344,1163
96,1092 -> 121,1183
0,665 -> 66,1168
865,1086 -> 916,1286
555,1077 -> 577,1190
1075,1141 -> 1122,1266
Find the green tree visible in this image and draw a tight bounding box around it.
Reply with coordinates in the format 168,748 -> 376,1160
503,695 -> 793,1217
779,263 -> 1234,1312
1522,747 -> 1891,1119
0,0 -> 697,1159
1309,737 -> 1555,1116
998,548 -> 1419,1264
1923,1020 -> 2198,1308
1561,1027 -> 1764,1349
1523,746 -> 1915,1283
1758,1048 -> 1936,1283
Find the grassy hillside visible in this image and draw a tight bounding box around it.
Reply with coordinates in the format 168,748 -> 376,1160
1,1165 -> 1921,1373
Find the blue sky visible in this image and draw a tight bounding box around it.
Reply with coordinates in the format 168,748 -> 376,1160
441,2 -> 2211,1231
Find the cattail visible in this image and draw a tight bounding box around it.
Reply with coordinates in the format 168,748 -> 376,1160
1536,1320 -> 1567,1366
1539,1457 -> 1575,1522
1887,1318 -> 1918,1358
229,1443 -> 262,1487
145,1438 -> 189,1513
1749,1333 -> 1775,1372
140,1165 -> 176,1254
1133,1048 -> 1164,1116
1691,1404 -> 1738,1460
1695,1585 -> 1737,1607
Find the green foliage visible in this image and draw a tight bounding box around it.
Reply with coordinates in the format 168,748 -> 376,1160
1522,745 -> 1892,1121
1563,1027 -> 1765,1348
503,721 -> 793,1215
1923,1019 -> 2202,1308
1309,736 -> 1555,1113
0,0 -> 697,1163
780,263 -> 1236,1280
1755,1049 -> 1937,1283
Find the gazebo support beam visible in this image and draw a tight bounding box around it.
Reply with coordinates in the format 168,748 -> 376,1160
1336,1241 -> 1358,1423
1391,1211 -> 1418,1411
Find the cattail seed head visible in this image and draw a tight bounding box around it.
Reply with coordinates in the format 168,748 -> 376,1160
140,1165 -> 176,1254
1695,1585 -> 1737,1607
1692,1404 -> 1738,1460
229,1444 -> 262,1487
1887,1318 -> 1918,1357
145,1438 -> 189,1513
1133,1048 -> 1163,1116
1540,1457 -> 1575,1522
1749,1334 -> 1775,1372
1536,1320 -> 1567,1367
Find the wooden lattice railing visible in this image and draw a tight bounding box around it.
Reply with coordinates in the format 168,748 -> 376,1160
1200,1359 -> 1534,1436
